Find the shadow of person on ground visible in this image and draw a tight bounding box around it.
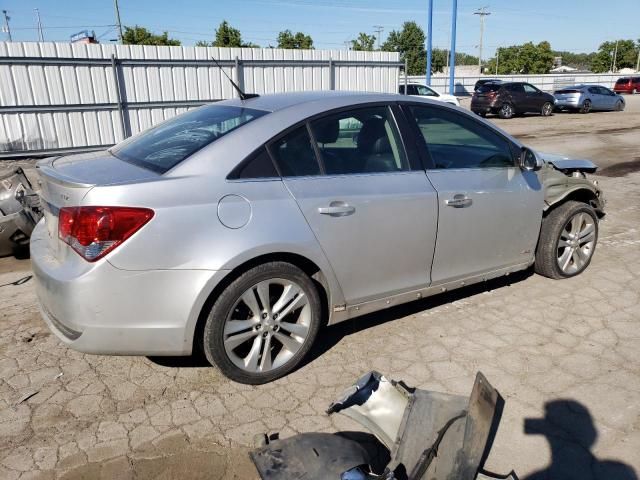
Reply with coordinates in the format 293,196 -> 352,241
523,400 -> 637,480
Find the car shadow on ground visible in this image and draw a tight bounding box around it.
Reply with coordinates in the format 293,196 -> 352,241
519,400 -> 637,480
304,267 -> 534,369
149,268 -> 535,370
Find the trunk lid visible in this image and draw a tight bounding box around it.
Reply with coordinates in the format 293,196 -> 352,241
36,150 -> 160,259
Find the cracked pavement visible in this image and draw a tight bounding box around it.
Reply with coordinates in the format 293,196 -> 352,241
2,108 -> 640,479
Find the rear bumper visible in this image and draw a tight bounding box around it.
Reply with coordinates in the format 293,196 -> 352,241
31,220 -> 224,356
554,98 -> 581,109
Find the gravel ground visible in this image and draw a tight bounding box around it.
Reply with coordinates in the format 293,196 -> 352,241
1,95 -> 639,480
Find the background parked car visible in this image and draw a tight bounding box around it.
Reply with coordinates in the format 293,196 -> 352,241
399,83 -> 460,106
471,81 -> 556,119
554,85 -> 625,113
613,77 -> 640,94
474,78 -> 502,91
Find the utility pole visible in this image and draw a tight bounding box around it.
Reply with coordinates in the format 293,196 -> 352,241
495,48 -> 500,75
474,7 -> 490,73
611,40 -> 619,73
373,25 -> 383,49
426,0 -> 434,85
113,0 -> 124,43
34,8 -> 44,42
636,46 -> 640,73
2,10 -> 11,42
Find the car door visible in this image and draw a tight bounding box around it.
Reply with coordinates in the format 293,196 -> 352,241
522,83 -> 544,112
598,86 -> 618,109
271,104 -> 438,305
403,103 -> 543,284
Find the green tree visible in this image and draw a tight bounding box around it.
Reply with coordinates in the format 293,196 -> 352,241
194,20 -> 260,48
590,39 -> 640,72
381,21 -> 426,75
485,41 -> 554,74
122,26 -> 181,46
277,30 -> 314,49
351,33 -> 376,51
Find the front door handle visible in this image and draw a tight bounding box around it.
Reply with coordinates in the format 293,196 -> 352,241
445,194 -> 473,208
318,201 -> 356,217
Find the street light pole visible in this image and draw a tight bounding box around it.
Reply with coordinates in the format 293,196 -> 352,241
426,0 -> 434,85
35,8 -> 44,42
2,10 -> 11,42
474,7 -> 490,73
373,25 -> 383,50
448,0 -> 458,95
114,0 -> 124,43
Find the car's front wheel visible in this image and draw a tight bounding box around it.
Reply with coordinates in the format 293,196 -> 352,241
203,262 -> 322,384
615,100 -> 625,111
534,201 -> 598,279
541,102 -> 554,116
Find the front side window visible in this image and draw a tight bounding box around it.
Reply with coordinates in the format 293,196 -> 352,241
270,126 -> 321,177
408,105 -> 514,169
523,84 -> 539,94
309,106 -> 409,175
111,105 -> 268,173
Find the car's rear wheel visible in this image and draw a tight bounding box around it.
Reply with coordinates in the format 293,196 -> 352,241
534,201 -> 598,279
615,100 -> 625,111
541,102 -> 553,116
203,262 -> 321,384
580,99 -> 592,114
498,103 -> 514,119
632,88 -> 637,95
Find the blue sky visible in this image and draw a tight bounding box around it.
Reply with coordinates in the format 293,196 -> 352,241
2,0 -> 638,57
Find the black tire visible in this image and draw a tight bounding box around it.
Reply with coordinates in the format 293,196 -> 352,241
476,111 -> 487,118
541,102 -> 554,116
202,262 -> 322,384
498,102 -> 514,119
580,99 -> 592,114
616,100 -> 625,111
632,88 -> 637,95
534,201 -> 598,279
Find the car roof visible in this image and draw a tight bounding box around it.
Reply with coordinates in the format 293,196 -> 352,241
219,91 -> 402,113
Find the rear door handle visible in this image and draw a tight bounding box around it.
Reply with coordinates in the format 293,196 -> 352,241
318,201 -> 356,217
445,194 -> 473,208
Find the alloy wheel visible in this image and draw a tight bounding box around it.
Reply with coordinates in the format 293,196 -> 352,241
223,278 -> 311,373
581,100 -> 591,113
500,104 -> 513,118
556,212 -> 596,275
541,102 -> 553,116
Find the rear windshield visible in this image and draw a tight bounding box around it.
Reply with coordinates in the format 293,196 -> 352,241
111,105 -> 268,173
616,78 -> 630,84
477,84 -> 501,93
555,89 -> 581,94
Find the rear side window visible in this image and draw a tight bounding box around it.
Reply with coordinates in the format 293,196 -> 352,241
270,126 -> 321,177
409,105 -> 514,169
111,105 -> 268,173
309,106 -> 409,175
230,148 -> 278,179
616,78 -> 630,84
505,84 -> 525,93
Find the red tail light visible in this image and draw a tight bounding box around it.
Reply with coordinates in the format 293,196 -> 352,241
59,206 -> 154,262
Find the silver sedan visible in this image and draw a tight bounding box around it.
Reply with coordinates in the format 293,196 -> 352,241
31,91 -> 604,384
554,84 -> 625,113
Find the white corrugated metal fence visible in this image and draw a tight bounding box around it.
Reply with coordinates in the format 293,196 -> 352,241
0,42 -> 402,157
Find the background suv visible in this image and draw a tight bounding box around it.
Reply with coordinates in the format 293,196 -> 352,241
471,82 -> 555,119
614,77 -> 640,95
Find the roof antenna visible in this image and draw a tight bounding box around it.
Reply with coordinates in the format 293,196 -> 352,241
211,57 -> 259,101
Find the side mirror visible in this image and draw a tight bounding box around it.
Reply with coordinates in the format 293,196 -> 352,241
519,147 -> 543,171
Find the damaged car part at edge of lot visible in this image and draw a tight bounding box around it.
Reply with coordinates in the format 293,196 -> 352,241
0,168 -> 42,258
250,371 -> 518,480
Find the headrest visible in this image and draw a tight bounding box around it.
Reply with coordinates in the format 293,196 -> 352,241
313,119 -> 340,144
357,117 -> 387,154
371,136 -> 391,155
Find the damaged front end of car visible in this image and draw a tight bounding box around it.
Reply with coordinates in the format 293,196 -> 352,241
0,168 -> 42,257
540,154 -> 605,217
250,372 -> 518,480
